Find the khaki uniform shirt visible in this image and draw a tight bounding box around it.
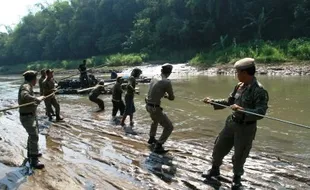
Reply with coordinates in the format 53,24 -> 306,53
90,85 -> 105,98
42,78 -> 56,97
38,76 -> 45,95
146,77 -> 174,105
18,82 -> 37,114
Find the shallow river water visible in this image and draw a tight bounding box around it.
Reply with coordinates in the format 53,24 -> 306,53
0,65 -> 310,190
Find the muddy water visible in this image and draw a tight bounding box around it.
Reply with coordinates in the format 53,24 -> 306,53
1,66 -> 310,189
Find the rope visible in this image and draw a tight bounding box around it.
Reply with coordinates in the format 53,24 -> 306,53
178,96 -> 310,130
76,83 -> 116,93
0,88 -> 59,113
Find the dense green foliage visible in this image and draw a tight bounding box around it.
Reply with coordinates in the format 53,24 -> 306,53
190,39 -> 310,65
0,0 -> 310,70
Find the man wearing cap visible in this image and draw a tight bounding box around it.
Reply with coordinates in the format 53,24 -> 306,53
39,69 -> 55,116
202,58 -> 269,188
18,70 -> 45,169
89,81 -> 106,111
78,59 -> 89,88
111,77 -> 125,121
43,69 -> 63,121
145,64 -> 175,153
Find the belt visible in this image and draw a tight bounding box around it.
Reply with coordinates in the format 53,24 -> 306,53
147,103 -> 160,107
145,98 -> 160,107
231,115 -> 256,125
20,112 -> 34,116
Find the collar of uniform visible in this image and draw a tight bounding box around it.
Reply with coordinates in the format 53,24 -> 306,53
245,77 -> 257,89
24,81 -> 33,87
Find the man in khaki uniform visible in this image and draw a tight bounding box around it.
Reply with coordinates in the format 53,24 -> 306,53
43,69 -> 63,121
38,69 -> 46,96
39,69 -> 55,116
89,81 -> 106,111
18,70 -> 45,169
145,64 -> 174,153
202,58 -> 269,189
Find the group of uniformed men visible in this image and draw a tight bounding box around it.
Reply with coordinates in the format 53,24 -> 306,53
18,58 -> 269,189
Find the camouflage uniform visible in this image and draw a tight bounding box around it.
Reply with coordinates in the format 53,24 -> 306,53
43,78 -> 61,119
145,77 -> 175,145
18,82 -> 39,157
210,77 -> 269,176
89,85 -> 105,109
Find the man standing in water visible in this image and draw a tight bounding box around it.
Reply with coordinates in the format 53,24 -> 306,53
18,70 -> 45,169
120,68 -> 142,126
43,69 -> 63,121
79,59 -> 89,87
202,58 -> 269,189
111,77 -> 125,122
145,64 -> 174,153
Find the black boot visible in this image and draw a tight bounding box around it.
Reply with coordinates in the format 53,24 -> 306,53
56,115 -> 64,121
201,166 -> 220,179
153,143 -> 168,154
147,136 -> 157,145
231,175 -> 242,189
29,157 -> 45,169
48,116 -> 53,121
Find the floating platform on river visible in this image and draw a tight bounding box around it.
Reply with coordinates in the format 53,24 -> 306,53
51,77 -> 151,95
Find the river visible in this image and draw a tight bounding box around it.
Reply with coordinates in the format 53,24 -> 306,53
0,64 -> 309,189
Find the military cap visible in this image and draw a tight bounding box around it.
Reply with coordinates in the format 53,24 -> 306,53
161,63 -> 173,74
234,58 -> 255,70
162,63 -> 173,69
23,70 -> 37,81
46,69 -> 54,74
23,70 -> 37,77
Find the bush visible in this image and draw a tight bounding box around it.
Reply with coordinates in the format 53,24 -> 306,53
106,53 -> 144,66
256,44 -> 286,62
288,38 -> 310,60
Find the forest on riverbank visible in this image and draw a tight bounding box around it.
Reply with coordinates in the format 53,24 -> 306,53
1,0 -> 310,73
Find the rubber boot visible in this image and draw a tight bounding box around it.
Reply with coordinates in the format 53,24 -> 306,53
29,157 -> 45,169
56,115 -> 63,121
201,166 -> 220,179
153,143 -> 168,154
147,136 -> 157,145
231,175 -> 242,189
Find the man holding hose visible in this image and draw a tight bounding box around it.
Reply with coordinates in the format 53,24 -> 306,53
202,58 -> 269,189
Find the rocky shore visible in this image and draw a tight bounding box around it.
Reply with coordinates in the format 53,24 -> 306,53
54,63 -> 310,77
199,64 -> 310,76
